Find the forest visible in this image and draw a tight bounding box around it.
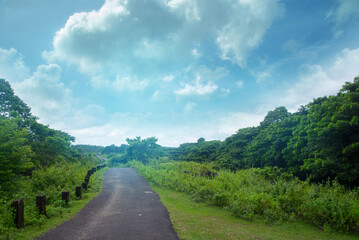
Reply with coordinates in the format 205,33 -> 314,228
102,78 -> 359,233
1,77 -> 358,235
0,78 -> 104,237
106,77 -> 359,188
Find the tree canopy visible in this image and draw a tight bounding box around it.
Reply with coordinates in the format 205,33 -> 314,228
169,77 -> 359,187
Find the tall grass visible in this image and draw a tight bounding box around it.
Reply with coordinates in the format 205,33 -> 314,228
128,160 -> 359,232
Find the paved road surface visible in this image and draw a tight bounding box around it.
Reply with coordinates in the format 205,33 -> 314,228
37,168 -> 179,240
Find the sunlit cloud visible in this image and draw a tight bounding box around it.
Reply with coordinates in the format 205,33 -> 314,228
280,47 -> 359,112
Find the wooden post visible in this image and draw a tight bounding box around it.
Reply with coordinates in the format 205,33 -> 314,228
36,195 -> 46,216
76,186 -> 82,199
62,191 -> 70,205
82,182 -> 88,191
85,176 -> 90,184
11,199 -> 24,228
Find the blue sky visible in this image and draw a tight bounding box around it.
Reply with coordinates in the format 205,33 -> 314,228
1,0 -> 359,147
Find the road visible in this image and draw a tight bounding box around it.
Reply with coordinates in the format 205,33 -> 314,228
37,168 -> 179,240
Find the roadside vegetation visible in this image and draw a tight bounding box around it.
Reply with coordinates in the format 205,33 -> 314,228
1,76 -> 359,238
154,186 -> 358,240
128,160 -> 359,233
0,78 -> 107,239
100,77 -> 359,235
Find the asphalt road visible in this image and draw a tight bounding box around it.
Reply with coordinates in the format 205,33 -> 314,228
37,168 -> 179,240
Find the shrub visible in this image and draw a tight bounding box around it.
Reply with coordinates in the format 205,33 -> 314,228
128,160 -> 359,232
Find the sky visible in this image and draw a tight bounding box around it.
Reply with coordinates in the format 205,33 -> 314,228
0,0 -> 359,147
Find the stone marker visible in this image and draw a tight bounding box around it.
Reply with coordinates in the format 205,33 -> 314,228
62,191 -> 70,205
11,199 -> 24,228
76,186 -> 82,199
36,195 -> 46,215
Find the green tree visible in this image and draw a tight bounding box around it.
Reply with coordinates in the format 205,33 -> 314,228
217,127 -> 259,170
125,137 -> 161,163
0,117 -> 33,187
0,78 -> 32,120
260,106 -> 290,128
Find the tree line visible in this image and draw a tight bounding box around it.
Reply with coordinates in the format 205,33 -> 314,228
102,77 -> 359,187
173,77 -> 359,187
0,78 -> 96,191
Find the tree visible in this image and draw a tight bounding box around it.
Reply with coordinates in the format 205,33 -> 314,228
260,106 -> 290,128
0,78 -> 32,120
216,127 -> 259,170
0,117 -> 33,187
125,137 -> 161,163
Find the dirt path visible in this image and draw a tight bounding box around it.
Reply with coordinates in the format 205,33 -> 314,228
37,168 -> 179,240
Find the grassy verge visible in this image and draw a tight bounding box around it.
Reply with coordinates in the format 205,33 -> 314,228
128,161 -> 359,232
1,167 -> 107,240
153,186 -> 359,240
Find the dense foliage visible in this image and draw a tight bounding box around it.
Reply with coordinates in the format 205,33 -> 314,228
105,137 -> 163,166
171,78 -> 359,187
0,160 -> 104,237
0,78 -> 105,236
0,78 -> 94,190
129,160 -> 359,232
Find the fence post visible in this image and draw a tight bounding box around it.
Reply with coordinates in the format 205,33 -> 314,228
76,186 -> 82,199
11,199 -> 24,228
36,195 -> 46,216
62,191 -> 70,205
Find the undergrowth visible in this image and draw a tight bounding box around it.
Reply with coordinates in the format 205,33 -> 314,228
127,160 -> 359,232
0,160 -> 105,239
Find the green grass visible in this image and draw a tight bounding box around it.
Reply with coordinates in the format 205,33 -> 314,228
1,168 -> 107,240
153,186 -> 359,240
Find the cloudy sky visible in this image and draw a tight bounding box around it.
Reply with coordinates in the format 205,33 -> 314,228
1,0 -> 359,147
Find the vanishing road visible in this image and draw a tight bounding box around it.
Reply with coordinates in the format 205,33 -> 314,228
37,168 -> 179,240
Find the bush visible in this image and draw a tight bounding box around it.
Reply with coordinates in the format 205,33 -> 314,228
128,160 -> 359,232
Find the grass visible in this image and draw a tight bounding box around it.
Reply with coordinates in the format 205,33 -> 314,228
128,161 -> 359,232
1,168 -> 107,240
153,186 -> 359,240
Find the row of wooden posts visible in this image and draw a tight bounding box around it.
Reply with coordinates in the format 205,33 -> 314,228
11,164 -> 107,228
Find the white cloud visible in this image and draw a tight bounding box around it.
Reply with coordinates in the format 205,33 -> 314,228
44,0 -> 284,88
236,80 -> 244,88
162,75 -> 174,82
329,0 -> 359,23
219,111 -> 264,135
13,64 -> 75,125
0,48 -> 30,82
327,0 -> 359,37
91,74 -> 148,92
280,47 -> 359,112
175,81 -> 218,96
191,48 -> 202,58
216,0 -> 284,67
174,66 -> 227,96
151,89 -> 170,101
